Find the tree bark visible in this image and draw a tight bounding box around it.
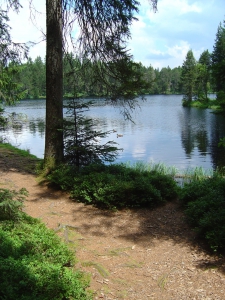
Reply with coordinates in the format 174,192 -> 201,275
45,0 -> 63,167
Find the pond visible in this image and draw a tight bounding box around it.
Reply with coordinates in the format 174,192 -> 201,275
2,95 -> 225,172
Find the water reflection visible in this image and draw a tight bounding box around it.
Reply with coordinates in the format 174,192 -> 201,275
29,119 -> 45,137
180,108 -> 210,157
209,113 -> 225,168
1,96 -> 225,171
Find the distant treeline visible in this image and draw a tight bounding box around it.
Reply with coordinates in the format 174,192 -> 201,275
13,55 -> 182,99
14,53 -> 215,99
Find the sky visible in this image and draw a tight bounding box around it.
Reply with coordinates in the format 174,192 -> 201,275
7,0 -> 225,69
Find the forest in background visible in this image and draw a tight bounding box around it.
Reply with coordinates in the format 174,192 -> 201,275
10,51 -> 214,100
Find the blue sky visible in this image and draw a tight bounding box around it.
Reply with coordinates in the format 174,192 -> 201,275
8,0 -> 225,69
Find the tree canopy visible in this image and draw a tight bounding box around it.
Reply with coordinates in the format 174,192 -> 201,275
181,49 -> 197,102
211,20 -> 225,107
0,4 -> 28,103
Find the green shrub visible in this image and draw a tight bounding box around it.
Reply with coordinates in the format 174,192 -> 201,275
147,171 -> 178,201
0,188 -> 28,221
71,172 -> 163,209
68,163 -> 179,209
47,164 -> 78,190
0,189 -> 91,300
180,176 -> 225,252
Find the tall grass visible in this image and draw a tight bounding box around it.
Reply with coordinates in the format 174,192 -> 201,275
124,161 -> 216,183
178,166 -> 215,186
124,161 -> 179,177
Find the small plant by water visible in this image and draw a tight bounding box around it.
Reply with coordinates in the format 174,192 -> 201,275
63,98 -> 121,168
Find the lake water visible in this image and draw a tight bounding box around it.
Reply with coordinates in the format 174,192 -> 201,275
2,95 -> 225,171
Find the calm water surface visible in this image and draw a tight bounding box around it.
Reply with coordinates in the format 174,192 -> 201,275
3,95 -> 225,171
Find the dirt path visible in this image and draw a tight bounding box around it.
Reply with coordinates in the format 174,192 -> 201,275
0,152 -> 225,299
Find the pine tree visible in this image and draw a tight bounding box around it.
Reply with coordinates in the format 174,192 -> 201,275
181,50 -> 197,102
211,20 -> 225,107
196,50 -> 211,101
170,67 -> 182,94
63,98 -> 120,168
0,8 -> 28,103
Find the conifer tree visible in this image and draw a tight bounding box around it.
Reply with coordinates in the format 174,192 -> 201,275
63,98 -> 120,168
211,20 -> 225,107
196,50 -> 211,101
0,7 -> 28,103
181,50 -> 197,102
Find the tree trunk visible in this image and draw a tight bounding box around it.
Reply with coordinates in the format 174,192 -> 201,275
45,0 -> 63,167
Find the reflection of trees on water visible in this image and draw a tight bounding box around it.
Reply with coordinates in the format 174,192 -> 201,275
29,121 -> 36,134
180,108 -> 209,157
180,107 -> 225,169
195,131 -> 208,154
209,113 -> 225,169
0,113 -> 46,138
29,119 -> 45,137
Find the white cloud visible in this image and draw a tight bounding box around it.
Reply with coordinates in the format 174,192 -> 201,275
8,0 -> 46,60
154,0 -> 202,17
6,0 -> 225,68
128,0 -> 225,68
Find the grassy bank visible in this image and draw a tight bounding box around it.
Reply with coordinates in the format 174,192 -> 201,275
0,143 -> 41,174
182,98 -> 223,111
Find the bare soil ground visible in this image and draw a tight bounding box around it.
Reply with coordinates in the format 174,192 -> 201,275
0,148 -> 225,300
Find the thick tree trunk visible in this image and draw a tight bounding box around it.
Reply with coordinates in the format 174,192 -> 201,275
45,0 -> 64,167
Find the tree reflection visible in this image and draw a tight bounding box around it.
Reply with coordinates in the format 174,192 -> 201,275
209,113 -> 225,169
195,131 -> 208,154
36,119 -> 45,137
180,107 -> 209,157
0,113 -> 46,139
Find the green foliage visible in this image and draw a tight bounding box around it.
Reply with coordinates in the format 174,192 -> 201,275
196,50 -> 211,101
0,64 -> 28,103
13,53 -> 184,98
17,57 -> 46,99
0,142 -> 37,158
0,190 -> 90,300
211,20 -> 225,98
218,137 -> 225,148
181,50 -> 198,101
47,163 -> 77,190
63,98 -> 121,168
179,175 -> 225,252
0,188 -> 28,221
0,9 -> 28,104
0,106 -> 8,126
216,90 -> 225,110
49,163 -> 179,209
182,166 -> 214,183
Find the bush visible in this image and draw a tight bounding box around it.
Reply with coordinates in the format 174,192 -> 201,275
0,189 -> 91,300
71,172 -> 162,209
0,188 -> 28,221
65,163 -> 179,209
180,176 -> 225,252
47,164 -> 78,190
